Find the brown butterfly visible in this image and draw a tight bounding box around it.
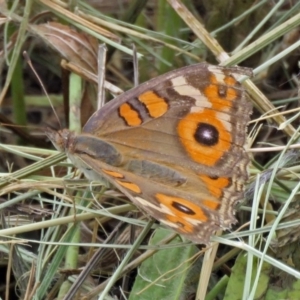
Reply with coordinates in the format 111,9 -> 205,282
47,63 -> 252,244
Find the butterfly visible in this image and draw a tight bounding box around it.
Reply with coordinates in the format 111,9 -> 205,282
47,63 -> 252,244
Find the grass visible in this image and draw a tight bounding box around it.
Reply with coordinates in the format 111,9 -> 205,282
1,0 -> 300,299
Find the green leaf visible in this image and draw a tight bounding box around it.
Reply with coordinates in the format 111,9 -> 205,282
225,253 -> 272,300
129,228 -> 199,300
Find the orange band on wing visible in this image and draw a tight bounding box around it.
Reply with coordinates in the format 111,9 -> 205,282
102,169 -> 124,178
202,200 -> 219,210
177,110 -> 231,166
204,75 -> 238,111
199,175 -> 230,198
138,91 -> 168,118
156,193 -> 208,233
156,193 -> 207,221
224,75 -> 237,86
166,215 -> 193,233
119,103 -> 142,126
116,180 -> 141,193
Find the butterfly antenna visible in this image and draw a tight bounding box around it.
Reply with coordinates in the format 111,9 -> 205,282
97,44 -> 107,110
23,51 -> 62,129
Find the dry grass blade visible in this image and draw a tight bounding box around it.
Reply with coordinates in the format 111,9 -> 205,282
2,1 -> 300,299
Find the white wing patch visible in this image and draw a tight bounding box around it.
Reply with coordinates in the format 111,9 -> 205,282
171,76 -> 211,110
135,197 -> 174,215
207,65 -> 226,84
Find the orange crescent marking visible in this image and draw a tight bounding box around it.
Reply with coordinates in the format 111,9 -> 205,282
139,91 -> 168,118
116,180 -> 141,194
119,103 -> 142,126
224,75 -> 237,86
177,110 -> 231,166
166,215 -> 193,233
102,169 -> 124,178
198,175 -> 230,198
202,200 -> 220,210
